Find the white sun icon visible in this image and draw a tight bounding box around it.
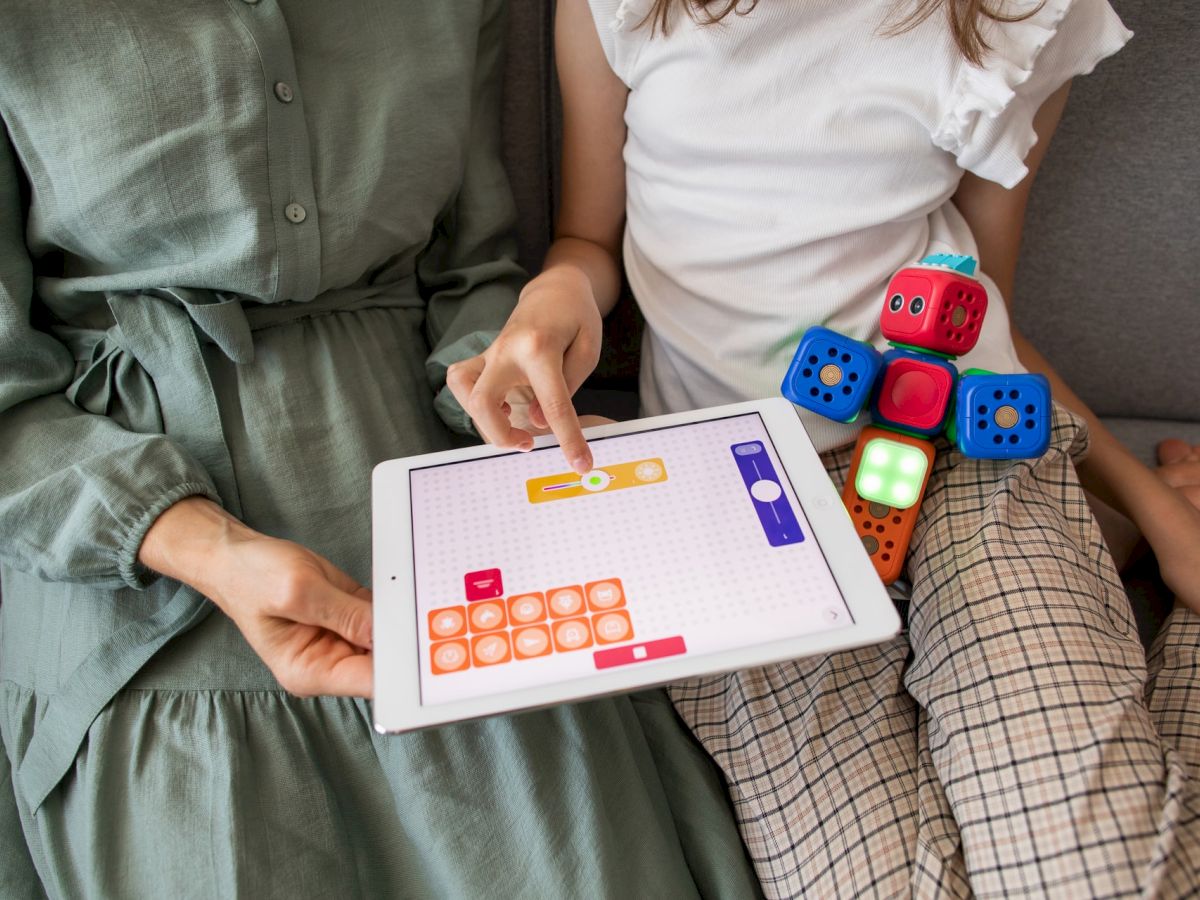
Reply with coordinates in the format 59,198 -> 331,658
634,461 -> 664,482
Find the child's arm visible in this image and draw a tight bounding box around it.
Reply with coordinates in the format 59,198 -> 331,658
954,82 -> 1200,612
446,0 -> 628,473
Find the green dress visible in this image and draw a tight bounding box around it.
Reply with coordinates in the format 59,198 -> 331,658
0,2 -> 760,896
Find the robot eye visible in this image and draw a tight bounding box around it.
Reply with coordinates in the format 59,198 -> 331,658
909,296 -> 925,315
888,293 -> 904,313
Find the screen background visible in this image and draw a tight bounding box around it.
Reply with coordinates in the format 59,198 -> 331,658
408,413 -> 852,705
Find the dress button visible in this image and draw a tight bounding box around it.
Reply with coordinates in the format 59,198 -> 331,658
284,202 -> 307,224
273,81 -> 294,103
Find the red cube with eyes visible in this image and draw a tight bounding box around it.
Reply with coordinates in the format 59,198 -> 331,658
879,266 -> 989,357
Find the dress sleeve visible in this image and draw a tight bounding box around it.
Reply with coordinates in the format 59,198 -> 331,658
418,0 -> 529,436
932,0 -> 1132,189
0,125 -> 220,590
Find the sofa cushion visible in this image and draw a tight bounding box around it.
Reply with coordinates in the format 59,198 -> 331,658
501,0 -> 559,276
1012,0 -> 1199,423
1101,417 -> 1200,469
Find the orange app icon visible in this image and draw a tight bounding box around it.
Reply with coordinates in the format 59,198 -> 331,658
430,639 -> 470,675
471,632 -> 512,667
552,618 -> 594,652
592,610 -> 633,645
508,592 -> 546,625
428,606 -> 467,640
512,625 -> 553,659
468,601 -> 507,633
547,586 -> 585,618
585,579 -> 625,611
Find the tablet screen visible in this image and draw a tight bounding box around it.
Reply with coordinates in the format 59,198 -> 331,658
408,412 -> 853,705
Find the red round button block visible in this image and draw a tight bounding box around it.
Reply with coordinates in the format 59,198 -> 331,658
870,350 -> 956,436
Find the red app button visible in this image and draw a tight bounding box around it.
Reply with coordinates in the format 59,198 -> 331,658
593,636 -> 687,670
465,568 -> 503,601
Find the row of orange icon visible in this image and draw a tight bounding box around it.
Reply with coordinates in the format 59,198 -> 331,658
430,611 -> 636,674
428,578 -> 633,676
428,579 -> 626,640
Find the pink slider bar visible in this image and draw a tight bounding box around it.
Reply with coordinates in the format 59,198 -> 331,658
593,636 -> 687,670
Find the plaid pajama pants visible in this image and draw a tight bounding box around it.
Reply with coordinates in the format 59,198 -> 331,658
670,406 -> 1200,898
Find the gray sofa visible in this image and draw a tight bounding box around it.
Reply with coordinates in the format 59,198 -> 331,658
499,0 -> 1199,643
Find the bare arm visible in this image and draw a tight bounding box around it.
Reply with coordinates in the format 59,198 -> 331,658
447,0 -> 629,471
954,81 -> 1200,611
546,0 -> 629,317
953,84 -> 1119,503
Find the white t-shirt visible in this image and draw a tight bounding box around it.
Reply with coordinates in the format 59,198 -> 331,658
586,0 -> 1131,451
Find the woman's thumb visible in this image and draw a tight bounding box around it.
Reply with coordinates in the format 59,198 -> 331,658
316,587 -> 374,649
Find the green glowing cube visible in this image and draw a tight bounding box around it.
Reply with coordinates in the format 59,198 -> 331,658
854,437 -> 928,510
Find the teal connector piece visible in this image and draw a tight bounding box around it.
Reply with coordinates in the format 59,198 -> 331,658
919,253 -> 977,276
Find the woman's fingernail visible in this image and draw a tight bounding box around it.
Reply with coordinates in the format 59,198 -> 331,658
572,455 -> 591,473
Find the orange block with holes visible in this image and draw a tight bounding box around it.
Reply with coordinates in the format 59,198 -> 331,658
842,428 -> 933,585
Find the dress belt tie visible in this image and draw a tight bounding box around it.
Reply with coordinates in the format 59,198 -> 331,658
19,288 -> 256,814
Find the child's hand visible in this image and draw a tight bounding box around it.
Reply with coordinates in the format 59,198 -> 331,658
447,268 -> 603,473
1156,439 -> 1200,510
1136,470 -> 1200,615
1145,439 -> 1200,613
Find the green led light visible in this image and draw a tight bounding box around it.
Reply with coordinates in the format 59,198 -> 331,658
855,438 -> 928,510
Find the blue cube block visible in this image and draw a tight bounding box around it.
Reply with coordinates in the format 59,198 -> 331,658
781,326 -> 882,423
955,373 -> 1052,459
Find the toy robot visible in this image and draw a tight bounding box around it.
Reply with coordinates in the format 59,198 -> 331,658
781,254 -> 1052,584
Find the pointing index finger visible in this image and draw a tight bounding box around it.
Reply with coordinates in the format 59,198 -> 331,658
526,357 -> 592,474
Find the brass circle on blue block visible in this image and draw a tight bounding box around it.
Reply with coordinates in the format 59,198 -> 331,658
994,405 -> 1019,429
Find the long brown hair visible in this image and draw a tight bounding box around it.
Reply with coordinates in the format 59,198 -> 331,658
639,0 -> 1040,66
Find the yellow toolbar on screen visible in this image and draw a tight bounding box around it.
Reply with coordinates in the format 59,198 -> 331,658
526,458 -> 667,504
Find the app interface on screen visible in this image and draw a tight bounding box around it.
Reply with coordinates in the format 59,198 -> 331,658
408,413 -> 852,705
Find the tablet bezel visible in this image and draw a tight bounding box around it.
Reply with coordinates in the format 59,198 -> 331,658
372,397 -> 900,733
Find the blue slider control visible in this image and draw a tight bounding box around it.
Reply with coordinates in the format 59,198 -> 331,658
730,442 -> 804,546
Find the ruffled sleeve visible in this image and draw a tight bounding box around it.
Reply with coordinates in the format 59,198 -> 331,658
932,0 -> 1132,189
586,0 -> 655,86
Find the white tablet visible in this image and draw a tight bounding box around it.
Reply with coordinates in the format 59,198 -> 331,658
372,397 -> 900,733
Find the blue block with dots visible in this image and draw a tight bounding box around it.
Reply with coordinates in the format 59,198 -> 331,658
955,373 -> 1052,459
781,326 -> 883,423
